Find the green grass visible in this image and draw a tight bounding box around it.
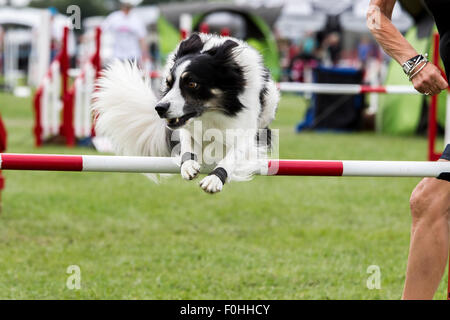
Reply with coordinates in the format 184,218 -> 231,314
0,92 -> 447,299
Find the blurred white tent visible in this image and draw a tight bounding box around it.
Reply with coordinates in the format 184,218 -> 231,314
0,7 -> 74,40
311,0 -> 352,15
235,0 -> 352,14
133,5 -> 160,25
272,0 -> 327,40
83,6 -> 160,33
235,0 -> 413,39
203,11 -> 247,39
340,0 -> 413,33
0,7 -> 46,28
0,7 -> 75,87
234,0 -> 285,7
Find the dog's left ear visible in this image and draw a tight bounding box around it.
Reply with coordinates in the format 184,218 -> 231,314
204,40 -> 238,61
176,34 -> 203,59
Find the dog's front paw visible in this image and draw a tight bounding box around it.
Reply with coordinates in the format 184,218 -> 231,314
181,160 -> 200,180
199,175 -> 223,194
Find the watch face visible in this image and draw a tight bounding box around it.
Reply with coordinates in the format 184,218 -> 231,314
403,55 -> 423,74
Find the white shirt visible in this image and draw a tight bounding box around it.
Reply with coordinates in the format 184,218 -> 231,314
102,10 -> 146,61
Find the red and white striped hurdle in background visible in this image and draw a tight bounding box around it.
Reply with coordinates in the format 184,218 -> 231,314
282,79 -> 450,162
33,27 -> 70,147
277,83 -> 421,95
1,153 -> 449,177
278,33 -> 450,162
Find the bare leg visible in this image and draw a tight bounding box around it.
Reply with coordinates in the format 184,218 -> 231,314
402,160 -> 450,299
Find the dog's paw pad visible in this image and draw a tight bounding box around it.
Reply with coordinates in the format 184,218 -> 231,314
181,160 -> 200,180
199,175 -> 223,194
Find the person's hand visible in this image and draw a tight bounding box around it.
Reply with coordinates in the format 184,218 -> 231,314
411,62 -> 448,96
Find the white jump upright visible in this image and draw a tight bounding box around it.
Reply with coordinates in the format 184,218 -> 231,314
179,13 -> 192,40
73,63 -> 96,138
0,153 -> 449,178
3,30 -> 30,90
28,9 -> 52,88
69,27 -> 102,144
40,60 -> 63,139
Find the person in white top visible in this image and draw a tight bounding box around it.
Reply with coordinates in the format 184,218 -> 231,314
102,0 -> 149,64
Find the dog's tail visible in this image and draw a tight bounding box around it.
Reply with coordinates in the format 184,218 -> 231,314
92,60 -> 171,180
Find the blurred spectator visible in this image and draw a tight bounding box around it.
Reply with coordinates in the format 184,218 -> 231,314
302,31 -> 316,59
322,32 -> 341,66
278,32 -> 321,83
49,7 -> 61,62
357,35 -> 372,67
288,40 -> 300,63
278,38 -> 292,82
101,0 -> 149,64
290,34 -> 320,83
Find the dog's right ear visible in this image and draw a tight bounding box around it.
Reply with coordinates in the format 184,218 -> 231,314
175,34 -> 203,59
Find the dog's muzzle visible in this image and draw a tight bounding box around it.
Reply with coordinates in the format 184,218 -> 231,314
156,103 -> 199,129
165,112 -> 197,129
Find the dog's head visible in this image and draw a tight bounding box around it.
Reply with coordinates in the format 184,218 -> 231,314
155,34 -> 246,129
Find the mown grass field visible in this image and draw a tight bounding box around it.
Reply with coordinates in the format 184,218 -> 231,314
0,91 -> 447,299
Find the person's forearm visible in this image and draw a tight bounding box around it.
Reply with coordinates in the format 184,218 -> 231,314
367,1 -> 418,64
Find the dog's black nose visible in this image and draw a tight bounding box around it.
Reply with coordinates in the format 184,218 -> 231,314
155,102 -> 170,118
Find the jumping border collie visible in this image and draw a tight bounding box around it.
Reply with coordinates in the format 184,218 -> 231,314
93,33 -> 279,193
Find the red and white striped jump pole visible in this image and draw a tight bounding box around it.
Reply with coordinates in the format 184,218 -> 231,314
1,152 -> 449,299
0,153 -> 449,177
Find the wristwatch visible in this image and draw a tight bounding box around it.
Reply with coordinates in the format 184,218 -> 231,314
402,54 -> 428,75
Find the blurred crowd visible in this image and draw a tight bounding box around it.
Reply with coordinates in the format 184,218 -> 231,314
277,31 -> 385,84
0,1 -> 393,90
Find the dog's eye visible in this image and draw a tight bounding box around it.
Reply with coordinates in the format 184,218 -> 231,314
165,77 -> 173,87
188,82 -> 198,89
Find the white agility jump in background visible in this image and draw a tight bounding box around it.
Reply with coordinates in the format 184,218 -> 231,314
1,153 -> 449,177
33,26 -> 102,147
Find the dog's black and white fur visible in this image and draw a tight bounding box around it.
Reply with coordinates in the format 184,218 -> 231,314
93,33 -> 279,193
